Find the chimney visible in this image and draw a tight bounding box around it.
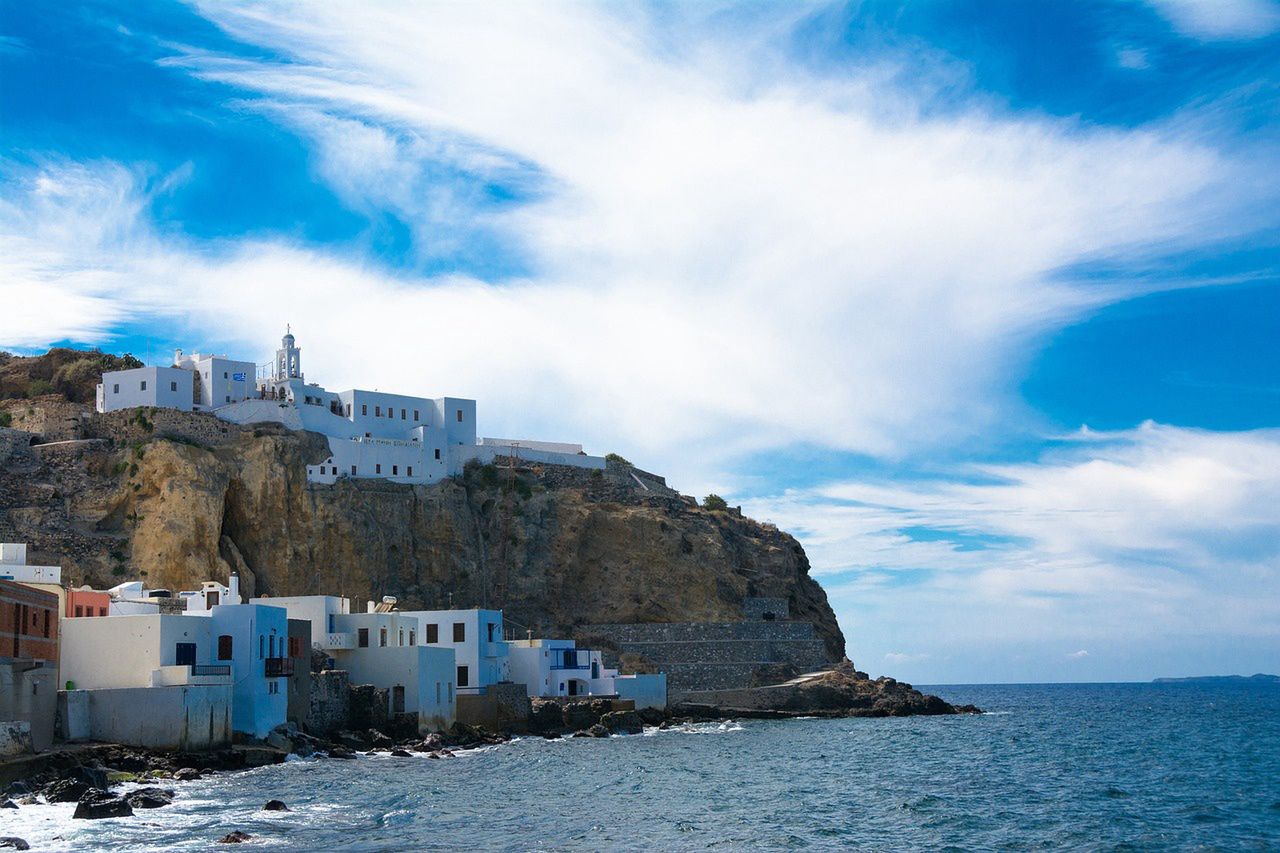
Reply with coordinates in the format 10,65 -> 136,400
228,570 -> 241,605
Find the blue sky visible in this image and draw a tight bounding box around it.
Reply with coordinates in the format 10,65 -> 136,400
3,0 -> 1278,682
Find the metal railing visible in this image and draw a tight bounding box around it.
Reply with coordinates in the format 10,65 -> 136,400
264,657 -> 294,677
190,664 -> 231,677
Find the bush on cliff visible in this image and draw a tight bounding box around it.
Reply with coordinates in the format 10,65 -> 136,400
703,494 -> 728,512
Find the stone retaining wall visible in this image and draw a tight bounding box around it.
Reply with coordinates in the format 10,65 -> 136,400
583,621 -> 819,642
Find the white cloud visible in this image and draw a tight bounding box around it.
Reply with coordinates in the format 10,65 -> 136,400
1066,650 -> 1089,660
5,3 -> 1271,490
744,424 -> 1280,678
1145,0 -> 1280,39
885,651 -> 930,664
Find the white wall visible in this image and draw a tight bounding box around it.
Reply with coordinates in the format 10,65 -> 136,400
192,355 -> 257,409
60,615 -> 213,689
337,644 -> 456,732
251,595 -> 347,647
82,684 -> 232,750
208,603 -> 289,739
96,366 -> 194,413
615,674 -> 668,710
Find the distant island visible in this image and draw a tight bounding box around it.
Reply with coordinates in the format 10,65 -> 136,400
1152,673 -> 1279,684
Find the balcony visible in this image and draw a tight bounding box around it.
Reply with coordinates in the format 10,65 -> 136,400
264,657 -> 294,678
325,632 -> 355,650
190,664 -> 231,677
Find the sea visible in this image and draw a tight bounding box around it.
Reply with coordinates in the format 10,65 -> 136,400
5,682 -> 1279,851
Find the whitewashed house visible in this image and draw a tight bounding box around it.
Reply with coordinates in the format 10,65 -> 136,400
507,639 -> 618,698
58,614 -> 232,750
182,574 -> 289,739
0,543 -> 61,585
399,608 -> 509,695
253,595 -> 456,732
95,328 -> 606,486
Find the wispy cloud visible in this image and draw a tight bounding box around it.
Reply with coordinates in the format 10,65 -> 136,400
1145,0 -> 1280,40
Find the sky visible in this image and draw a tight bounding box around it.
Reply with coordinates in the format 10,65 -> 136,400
2,0 -> 1278,683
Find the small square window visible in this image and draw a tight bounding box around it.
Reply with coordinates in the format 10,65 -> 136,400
392,465 -> 398,475
456,409 -> 463,422
376,464 -> 382,474
362,404 -> 367,416
434,449 -> 441,460
170,381 -> 177,392
375,406 -> 381,417
407,466 -> 413,476
141,380 -> 147,391
401,408 -> 406,420
426,624 -> 439,644
351,465 -> 357,475
413,409 -> 420,421
113,383 -> 119,394
453,622 -> 466,642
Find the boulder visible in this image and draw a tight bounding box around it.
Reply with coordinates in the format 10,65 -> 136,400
334,730 -> 371,751
262,799 -> 289,811
600,710 -> 643,735
126,787 -> 175,809
529,700 -> 566,734
173,767 -> 202,781
586,724 -> 610,738
327,746 -> 356,759
218,831 -> 254,843
0,838 -> 30,851
562,702 -> 598,732
0,799 -> 15,810
73,789 -> 134,819
43,778 -> 89,803
265,731 -> 293,753
70,765 -> 110,790
390,749 -> 411,757
367,730 -> 394,750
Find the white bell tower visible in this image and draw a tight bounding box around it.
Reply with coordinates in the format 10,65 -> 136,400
274,325 -> 303,382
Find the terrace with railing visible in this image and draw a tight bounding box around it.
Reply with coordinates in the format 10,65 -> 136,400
264,657 -> 294,677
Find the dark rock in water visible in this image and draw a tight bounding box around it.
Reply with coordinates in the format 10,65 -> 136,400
562,702 -> 598,732
172,767 -> 202,781
262,799 -> 289,811
73,789 -> 134,819
368,730 -> 395,750
126,787 -> 174,809
219,830 -> 253,843
334,730 -> 371,751
600,710 -> 643,735
43,778 -> 90,803
529,699 -> 566,734
69,765 -> 109,790
0,838 -> 30,851
586,724 -> 610,738
327,746 -> 357,759
5,782 -> 31,797
390,749 -> 411,757
0,799 -> 16,809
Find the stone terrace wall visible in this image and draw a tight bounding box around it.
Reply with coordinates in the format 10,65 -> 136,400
581,621 -> 830,694
85,408 -> 249,448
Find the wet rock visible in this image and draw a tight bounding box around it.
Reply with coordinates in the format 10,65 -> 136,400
173,768 -> 202,781
367,730 -> 394,750
73,789 -> 134,819
586,724 -> 610,738
218,830 -> 254,843
265,731 -> 293,753
562,701 -> 598,732
334,730 -> 371,751
529,700 -> 566,734
126,787 -> 175,809
0,798 -> 15,809
69,765 -> 109,790
0,838 -> 30,851
43,778 -> 89,803
262,799 -> 289,811
390,749 -> 411,757
327,746 -> 356,760
600,710 -> 643,735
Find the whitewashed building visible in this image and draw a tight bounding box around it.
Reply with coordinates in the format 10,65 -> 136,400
507,639 -> 619,698
182,574 -> 289,739
0,543 -> 61,585
252,594 -> 456,732
95,365 -> 195,413
58,614 -> 233,750
399,608 -> 509,695
95,328 -> 606,485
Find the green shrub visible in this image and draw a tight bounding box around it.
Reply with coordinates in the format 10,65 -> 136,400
0,411 -> 10,428
28,378 -> 54,396
605,452 -> 631,466
703,494 -> 729,512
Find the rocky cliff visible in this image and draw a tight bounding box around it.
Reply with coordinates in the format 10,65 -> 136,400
0,368 -> 846,667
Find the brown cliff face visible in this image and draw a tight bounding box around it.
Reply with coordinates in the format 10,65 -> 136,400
0,398 -> 846,664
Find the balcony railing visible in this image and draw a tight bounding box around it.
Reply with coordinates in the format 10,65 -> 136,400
550,652 -> 590,671
264,657 -> 294,677
190,664 -> 231,677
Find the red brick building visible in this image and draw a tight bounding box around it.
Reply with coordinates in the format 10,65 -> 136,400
1,578 -> 59,662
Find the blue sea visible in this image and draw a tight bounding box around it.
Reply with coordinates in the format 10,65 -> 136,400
7,683 -> 1279,850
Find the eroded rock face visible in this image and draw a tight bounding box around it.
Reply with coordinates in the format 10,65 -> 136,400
1,402 -> 846,663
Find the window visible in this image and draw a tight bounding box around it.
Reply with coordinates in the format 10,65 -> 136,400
361,404 -> 368,416
407,466 -> 413,477
379,628 -> 388,647
98,607 -> 106,617
401,408 -> 407,420
345,404 -> 352,417
75,605 -> 84,618
175,643 -> 196,666
434,449 -> 441,460
486,622 -> 496,642
218,635 -> 233,660
426,623 -> 439,644
223,371 -> 228,379
375,406 -> 381,417
170,381 -> 178,392
269,634 -> 276,658
140,380 -> 147,391
43,610 -> 50,638
456,665 -> 469,688
436,682 -> 441,704
375,464 -> 382,474
413,410 -> 420,421
392,465 -> 398,476
456,409 -> 463,422
398,628 -> 404,646
358,628 -> 369,648
351,465 -> 357,475
113,383 -> 119,394
259,634 -> 265,659
225,396 -> 231,403
448,682 -> 454,701
453,622 -> 466,642
409,630 -> 416,646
